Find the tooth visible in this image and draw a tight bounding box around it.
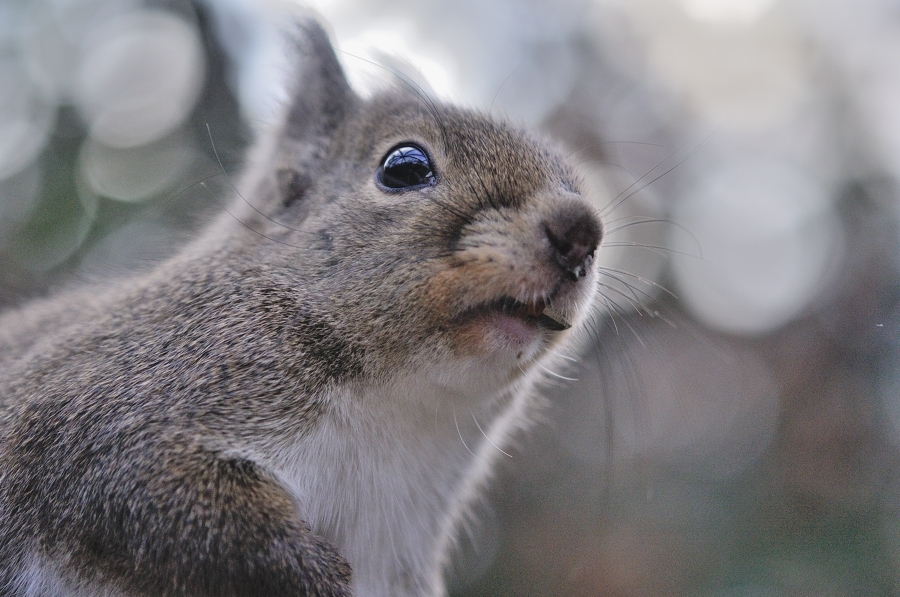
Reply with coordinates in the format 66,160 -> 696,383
542,306 -> 571,330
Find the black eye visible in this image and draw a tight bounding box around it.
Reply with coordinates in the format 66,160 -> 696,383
377,144 -> 436,190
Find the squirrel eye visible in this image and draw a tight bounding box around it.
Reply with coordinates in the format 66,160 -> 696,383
377,145 -> 436,190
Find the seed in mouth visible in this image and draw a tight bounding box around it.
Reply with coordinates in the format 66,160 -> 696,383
541,305 -> 571,331
492,297 -> 571,331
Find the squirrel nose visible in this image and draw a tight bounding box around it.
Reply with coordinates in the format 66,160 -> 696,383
543,204 -> 602,282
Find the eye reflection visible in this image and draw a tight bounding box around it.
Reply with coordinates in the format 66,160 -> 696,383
377,145 -> 436,190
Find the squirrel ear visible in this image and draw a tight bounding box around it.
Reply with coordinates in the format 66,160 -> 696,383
282,18 -> 355,141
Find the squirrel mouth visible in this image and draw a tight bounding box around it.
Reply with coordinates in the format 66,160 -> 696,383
469,296 -> 571,332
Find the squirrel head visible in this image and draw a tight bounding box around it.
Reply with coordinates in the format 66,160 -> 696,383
228,19 -> 602,394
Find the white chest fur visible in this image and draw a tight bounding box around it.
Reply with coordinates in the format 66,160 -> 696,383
264,372 -> 540,597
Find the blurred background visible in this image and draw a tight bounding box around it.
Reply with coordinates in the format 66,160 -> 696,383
2,0 -> 900,594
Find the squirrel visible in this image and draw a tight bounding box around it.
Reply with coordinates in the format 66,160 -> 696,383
0,17 -> 602,597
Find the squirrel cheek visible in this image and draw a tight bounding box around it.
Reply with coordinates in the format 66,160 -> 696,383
426,263 -> 547,358
427,259 -> 505,307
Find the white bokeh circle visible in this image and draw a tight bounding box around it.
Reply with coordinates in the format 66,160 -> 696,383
74,10 -> 205,148
672,158 -> 844,335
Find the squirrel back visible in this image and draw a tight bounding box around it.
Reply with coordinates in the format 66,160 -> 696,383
0,18 -> 602,597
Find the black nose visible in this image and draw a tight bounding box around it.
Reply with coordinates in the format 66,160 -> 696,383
544,205 -> 602,282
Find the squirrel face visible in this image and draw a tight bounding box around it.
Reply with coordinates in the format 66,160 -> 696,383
242,92 -> 602,392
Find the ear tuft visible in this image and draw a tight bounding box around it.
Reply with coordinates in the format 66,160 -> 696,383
282,18 -> 356,141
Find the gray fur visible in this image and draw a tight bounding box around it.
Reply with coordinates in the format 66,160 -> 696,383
0,18 -> 601,597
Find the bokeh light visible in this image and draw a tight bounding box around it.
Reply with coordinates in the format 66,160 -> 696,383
0,58 -> 56,179
74,10 -> 205,148
79,127 -> 199,203
672,156 -> 844,334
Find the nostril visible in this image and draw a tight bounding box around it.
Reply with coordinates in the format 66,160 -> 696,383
544,208 -> 602,282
